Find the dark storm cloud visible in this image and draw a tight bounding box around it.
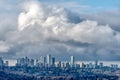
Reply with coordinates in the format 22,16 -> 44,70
48,39 -> 92,47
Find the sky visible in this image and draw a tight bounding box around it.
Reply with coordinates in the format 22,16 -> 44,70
0,0 -> 120,61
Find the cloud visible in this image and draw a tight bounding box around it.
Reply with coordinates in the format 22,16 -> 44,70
0,41 -> 10,53
0,0 -> 120,60
81,9 -> 120,31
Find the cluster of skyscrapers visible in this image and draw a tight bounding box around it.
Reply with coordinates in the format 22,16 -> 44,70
16,54 -> 75,68
15,54 -> 119,69
0,55 -> 118,69
0,55 -> 119,80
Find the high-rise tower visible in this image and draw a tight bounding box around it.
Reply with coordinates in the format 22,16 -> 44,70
47,54 -> 51,67
51,57 -> 55,67
70,56 -> 75,67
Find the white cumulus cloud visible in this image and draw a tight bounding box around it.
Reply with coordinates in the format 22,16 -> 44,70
0,0 -> 120,60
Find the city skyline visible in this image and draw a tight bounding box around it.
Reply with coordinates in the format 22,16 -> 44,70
0,55 -> 120,67
0,54 -> 120,79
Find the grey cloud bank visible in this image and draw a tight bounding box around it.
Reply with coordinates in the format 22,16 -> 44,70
0,1 -> 120,61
